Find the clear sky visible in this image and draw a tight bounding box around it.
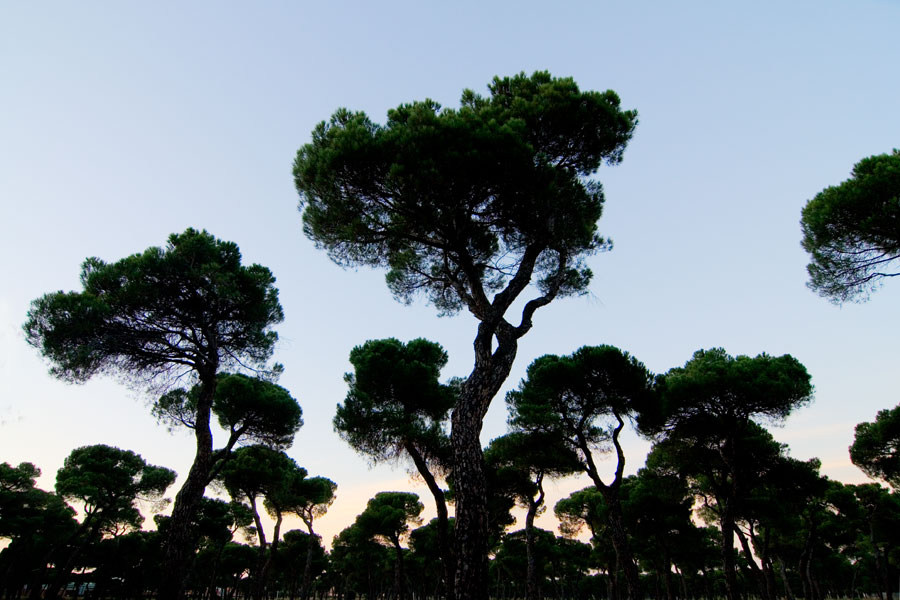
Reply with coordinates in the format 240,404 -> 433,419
1,1 -> 898,548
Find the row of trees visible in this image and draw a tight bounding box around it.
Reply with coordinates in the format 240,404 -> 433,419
6,429 -> 900,600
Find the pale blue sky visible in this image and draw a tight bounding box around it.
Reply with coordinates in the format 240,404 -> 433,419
2,1 -> 898,546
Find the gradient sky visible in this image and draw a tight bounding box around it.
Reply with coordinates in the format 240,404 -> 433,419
2,1 -> 899,548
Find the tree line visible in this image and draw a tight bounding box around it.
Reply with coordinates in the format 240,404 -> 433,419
7,71 -> 899,599
4,340 -> 900,600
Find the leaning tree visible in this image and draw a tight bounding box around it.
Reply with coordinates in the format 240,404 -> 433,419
293,71 -> 636,600
24,228 -> 284,598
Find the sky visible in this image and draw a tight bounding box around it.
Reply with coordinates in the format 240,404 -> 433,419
1,1 -> 899,549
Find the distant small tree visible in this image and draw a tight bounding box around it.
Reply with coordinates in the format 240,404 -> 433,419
274,530 -> 327,600
801,149 -> 900,302
336,337 -> 455,595
506,345 -> 655,599
356,492 -> 425,600
647,348 -> 814,600
279,476 -> 337,600
49,444 -> 175,598
484,432 -> 581,600
294,71 -> 637,600
330,521 -> 394,600
216,445 -> 304,599
24,228 -> 284,599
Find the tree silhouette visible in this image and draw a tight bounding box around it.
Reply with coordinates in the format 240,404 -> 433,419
216,444 -> 303,599
507,345 -> 654,599
851,405 -> 900,489
484,432 -> 580,600
336,337 -> 455,596
48,444 -> 175,598
24,228 -> 284,598
356,491 -> 424,600
293,71 -> 636,600
801,149 -> 900,302
646,348 -> 813,600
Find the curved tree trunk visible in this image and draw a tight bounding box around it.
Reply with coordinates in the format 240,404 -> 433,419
580,414 -> 641,600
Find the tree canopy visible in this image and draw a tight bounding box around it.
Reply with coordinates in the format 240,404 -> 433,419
24,227 -> 283,385
55,444 -> 175,535
294,71 -> 636,318
336,337 -> 456,598
154,372 -> 303,453
506,345 -> 655,599
648,349 -> 814,600
335,338 -> 454,467
801,149 -> 900,303
850,405 -> 900,489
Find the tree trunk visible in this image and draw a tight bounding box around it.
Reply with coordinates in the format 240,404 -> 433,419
256,509 -> 283,600
405,441 -> 455,600
160,374 -> 218,600
301,528 -> 317,600
393,539 -> 406,600
733,525 -> 769,600
452,324 -> 519,600
524,482 -> 543,600
605,499 -> 641,600
777,557 -> 795,600
451,402 -> 489,600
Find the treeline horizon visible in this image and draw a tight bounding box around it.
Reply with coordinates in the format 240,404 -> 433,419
4,339 -> 899,600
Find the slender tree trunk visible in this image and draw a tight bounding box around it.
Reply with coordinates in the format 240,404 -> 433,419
524,478 -> 544,600
393,539 -> 407,600
581,414 -> 640,600
405,442 -> 455,600
663,558 -> 675,600
160,374 -> 218,599
256,510 -> 283,600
